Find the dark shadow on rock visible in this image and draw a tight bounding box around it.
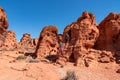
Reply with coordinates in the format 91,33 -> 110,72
45,55 -> 57,63
24,53 -> 37,59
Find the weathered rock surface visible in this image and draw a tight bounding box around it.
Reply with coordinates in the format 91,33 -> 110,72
95,12 -> 120,51
0,34 -> 5,47
0,7 -> 20,51
116,69 -> 120,73
94,12 -> 120,64
0,7 -> 8,46
19,33 -> 38,48
3,30 -> 18,49
33,11 -> 117,67
35,26 -> 59,58
18,33 -> 38,54
56,11 -> 99,66
31,38 -> 38,47
0,7 -> 18,50
0,7 -> 8,35
97,50 -> 114,63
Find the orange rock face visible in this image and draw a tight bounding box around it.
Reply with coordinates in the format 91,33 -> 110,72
0,7 -> 8,35
0,7 -> 19,50
3,30 -> 18,49
31,38 -> 38,47
35,26 -> 59,58
0,7 -> 9,46
19,33 -> 38,48
95,12 -> 120,51
94,12 -> 120,63
56,11 -> 99,66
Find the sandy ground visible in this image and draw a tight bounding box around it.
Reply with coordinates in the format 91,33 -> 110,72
0,51 -> 120,80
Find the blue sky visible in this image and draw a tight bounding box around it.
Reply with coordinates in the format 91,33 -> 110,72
0,0 -> 120,41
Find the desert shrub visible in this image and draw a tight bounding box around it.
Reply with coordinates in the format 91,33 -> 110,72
16,55 -> 26,60
26,58 -> 40,63
61,71 -> 78,80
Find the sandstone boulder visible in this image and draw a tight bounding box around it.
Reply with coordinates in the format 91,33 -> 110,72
98,50 -> 114,63
35,26 -> 59,58
56,11 -> 99,66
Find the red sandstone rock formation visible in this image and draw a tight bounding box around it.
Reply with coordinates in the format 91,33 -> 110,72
0,7 -> 117,69
0,7 -> 19,50
82,49 -> 114,67
19,33 -> 31,47
95,12 -> 120,51
0,7 -> 8,35
56,11 -> 99,66
35,26 -> 59,58
19,33 -> 38,48
3,30 -> 18,49
31,38 -> 38,47
95,12 -> 120,63
0,7 -> 8,46
33,11 -> 116,67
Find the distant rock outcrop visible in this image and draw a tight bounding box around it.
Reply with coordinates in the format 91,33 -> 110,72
35,26 -> 59,58
19,33 -> 38,48
3,30 -> 18,49
56,11 -> 99,66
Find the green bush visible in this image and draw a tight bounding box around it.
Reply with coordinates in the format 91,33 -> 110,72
26,59 -> 40,63
16,55 -> 26,60
61,71 -> 78,80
